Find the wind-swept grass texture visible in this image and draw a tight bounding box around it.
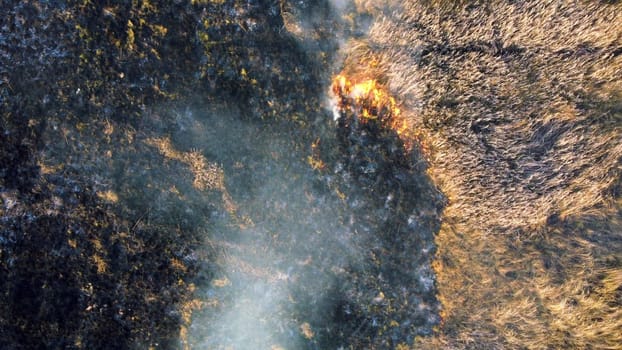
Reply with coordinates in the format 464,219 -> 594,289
344,0 -> 621,348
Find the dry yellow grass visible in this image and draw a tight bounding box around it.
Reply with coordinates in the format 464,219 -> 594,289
145,137 -> 226,192
144,136 -> 246,222
339,0 -> 622,348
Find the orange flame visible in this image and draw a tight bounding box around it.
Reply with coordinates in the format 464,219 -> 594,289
331,74 -> 417,150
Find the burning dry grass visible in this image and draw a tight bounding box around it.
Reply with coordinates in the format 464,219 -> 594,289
331,74 -> 418,148
339,0 -> 622,348
363,1 -> 622,230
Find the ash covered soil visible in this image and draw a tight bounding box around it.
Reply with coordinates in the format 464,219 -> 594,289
1,1 -> 441,349
1,1 -> 621,350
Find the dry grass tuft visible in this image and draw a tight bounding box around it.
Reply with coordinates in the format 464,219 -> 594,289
144,137 -> 248,227
145,137 -> 225,192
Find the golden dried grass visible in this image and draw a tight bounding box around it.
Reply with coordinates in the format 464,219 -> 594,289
342,0 -> 622,348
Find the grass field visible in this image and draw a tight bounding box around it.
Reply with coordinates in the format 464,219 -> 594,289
336,1 -> 622,348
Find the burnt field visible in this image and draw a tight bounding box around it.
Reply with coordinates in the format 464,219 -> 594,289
1,0 -> 621,349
